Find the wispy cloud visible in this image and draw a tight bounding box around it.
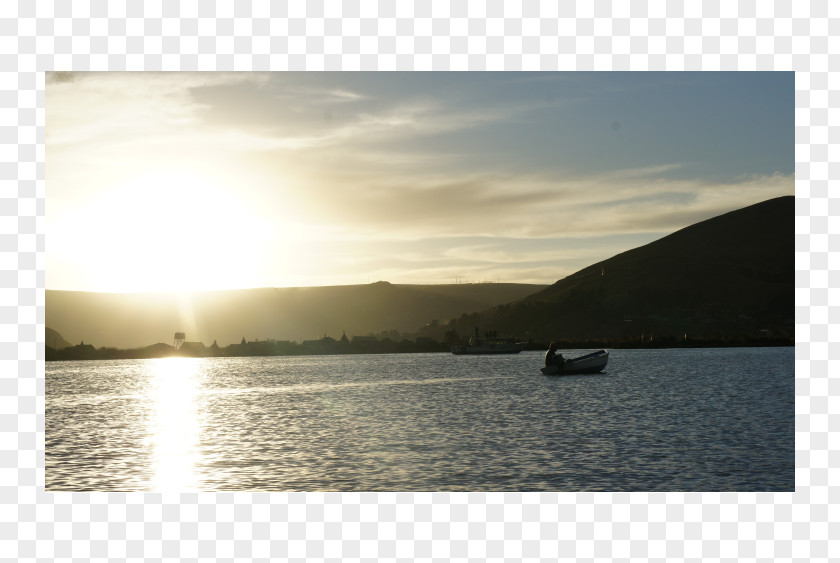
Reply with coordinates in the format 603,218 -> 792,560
328,88 -> 367,101
47,72 -> 267,146
49,72 -> 512,163
442,242 -> 618,265
47,72 -> 794,291
283,163 -> 793,242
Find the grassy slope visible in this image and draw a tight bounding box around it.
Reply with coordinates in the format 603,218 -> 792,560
46,282 -> 545,349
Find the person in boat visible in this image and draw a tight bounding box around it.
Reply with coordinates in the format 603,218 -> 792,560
545,342 -> 564,368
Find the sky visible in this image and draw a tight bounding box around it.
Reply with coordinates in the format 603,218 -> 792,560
46,71 -> 794,293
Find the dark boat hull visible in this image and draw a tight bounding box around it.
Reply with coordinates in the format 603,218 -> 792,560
540,349 -> 609,375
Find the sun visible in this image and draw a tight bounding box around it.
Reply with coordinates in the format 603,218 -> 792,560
55,171 -> 271,292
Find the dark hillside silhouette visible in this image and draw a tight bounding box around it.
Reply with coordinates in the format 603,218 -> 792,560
447,196 -> 793,344
45,327 -> 72,350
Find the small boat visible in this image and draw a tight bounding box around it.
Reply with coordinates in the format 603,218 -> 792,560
540,349 -> 609,375
451,336 -> 525,355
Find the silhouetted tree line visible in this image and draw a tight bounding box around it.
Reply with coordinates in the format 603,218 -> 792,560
45,335 -> 450,361
46,328 -> 792,362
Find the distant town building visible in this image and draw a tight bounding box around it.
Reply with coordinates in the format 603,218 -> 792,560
351,336 -> 377,344
179,341 -> 207,356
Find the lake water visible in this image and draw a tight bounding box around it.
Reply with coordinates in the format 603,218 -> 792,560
46,347 -> 793,492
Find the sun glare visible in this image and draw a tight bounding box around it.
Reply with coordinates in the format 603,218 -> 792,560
57,172 -> 273,292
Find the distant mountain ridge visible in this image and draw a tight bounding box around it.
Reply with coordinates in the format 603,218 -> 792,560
46,282 -> 545,350
445,196 -> 793,344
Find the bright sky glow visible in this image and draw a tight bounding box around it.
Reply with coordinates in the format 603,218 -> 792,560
47,72 -> 793,292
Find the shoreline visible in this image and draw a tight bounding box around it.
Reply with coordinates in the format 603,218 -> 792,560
46,337 -> 794,362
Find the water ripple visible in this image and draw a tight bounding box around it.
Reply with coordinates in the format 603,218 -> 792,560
46,348 -> 794,491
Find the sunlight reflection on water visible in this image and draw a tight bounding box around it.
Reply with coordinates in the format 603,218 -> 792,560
145,358 -> 202,491
46,348 -> 794,492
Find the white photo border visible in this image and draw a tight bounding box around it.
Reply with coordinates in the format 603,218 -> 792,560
5,2 -> 828,561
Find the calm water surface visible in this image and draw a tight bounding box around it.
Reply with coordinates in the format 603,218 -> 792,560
46,347 -> 793,491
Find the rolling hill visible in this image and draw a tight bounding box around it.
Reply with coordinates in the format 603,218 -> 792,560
445,196 -> 794,344
45,327 -> 72,350
46,282 -> 545,349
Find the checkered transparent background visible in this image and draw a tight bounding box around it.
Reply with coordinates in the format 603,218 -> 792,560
2,1 -> 835,561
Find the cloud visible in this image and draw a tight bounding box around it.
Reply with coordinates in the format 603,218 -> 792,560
48,72 -> 508,166
328,89 -> 367,101
442,243 -> 615,265
46,71 -> 76,84
287,160 -> 793,243
226,98 -> 521,155
46,72 -> 268,146
47,73 -> 794,290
